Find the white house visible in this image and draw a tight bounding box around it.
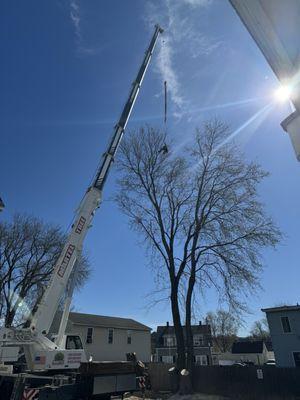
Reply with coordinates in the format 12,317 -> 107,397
263,305 -> 300,367
50,312 -> 151,363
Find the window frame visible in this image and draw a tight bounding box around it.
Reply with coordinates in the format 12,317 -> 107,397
108,328 -> 114,344
66,335 -> 83,350
127,330 -> 132,345
193,334 -> 204,346
281,316 -> 292,333
195,355 -> 208,365
164,335 -> 176,347
86,327 -> 93,344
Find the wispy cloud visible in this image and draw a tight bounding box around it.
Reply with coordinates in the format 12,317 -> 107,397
145,0 -> 221,118
182,0 -> 212,7
69,0 -> 103,56
70,0 -> 81,42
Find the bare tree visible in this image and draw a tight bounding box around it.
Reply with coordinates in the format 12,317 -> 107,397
116,122 -> 281,371
182,120 -> 281,370
250,318 -> 270,340
116,127 -> 192,369
0,213 -> 90,327
206,310 -> 239,353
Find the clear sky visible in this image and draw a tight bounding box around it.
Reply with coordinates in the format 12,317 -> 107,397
1,0 -> 299,335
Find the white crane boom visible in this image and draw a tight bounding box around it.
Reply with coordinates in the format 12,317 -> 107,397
32,24 -> 163,335
0,24 -> 163,372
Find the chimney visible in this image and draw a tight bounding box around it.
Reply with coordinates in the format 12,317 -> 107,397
199,320 -> 202,326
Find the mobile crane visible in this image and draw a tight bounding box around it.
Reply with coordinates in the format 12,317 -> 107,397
0,24 -> 163,399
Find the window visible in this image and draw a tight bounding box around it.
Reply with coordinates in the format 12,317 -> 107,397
281,316 -> 291,333
66,335 -> 83,350
193,334 -> 204,346
86,327 -> 93,344
164,336 -> 176,347
127,330 -> 132,344
162,355 -> 174,363
108,328 -> 114,344
195,355 -> 208,365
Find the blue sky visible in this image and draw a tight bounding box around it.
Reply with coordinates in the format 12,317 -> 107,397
1,0 -> 299,335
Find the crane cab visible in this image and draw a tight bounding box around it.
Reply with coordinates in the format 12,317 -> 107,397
50,334 -> 84,351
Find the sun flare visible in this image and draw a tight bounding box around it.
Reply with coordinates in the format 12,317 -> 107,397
274,85 -> 292,102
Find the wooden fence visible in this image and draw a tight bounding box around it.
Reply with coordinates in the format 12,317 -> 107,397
147,363 -> 300,399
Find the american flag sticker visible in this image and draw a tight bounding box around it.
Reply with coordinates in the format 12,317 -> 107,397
34,355 -> 46,365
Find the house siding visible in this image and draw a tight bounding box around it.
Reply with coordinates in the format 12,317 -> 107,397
265,309 -> 300,367
153,324 -> 213,365
71,324 -> 151,362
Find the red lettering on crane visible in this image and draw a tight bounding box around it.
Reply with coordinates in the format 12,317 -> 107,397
57,244 -> 75,277
75,216 -> 86,234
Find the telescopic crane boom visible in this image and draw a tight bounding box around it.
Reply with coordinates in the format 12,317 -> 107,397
31,23 -> 163,336
0,24 -> 163,372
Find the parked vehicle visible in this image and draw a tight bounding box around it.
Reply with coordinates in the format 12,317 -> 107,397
232,362 -> 246,367
264,359 -> 276,366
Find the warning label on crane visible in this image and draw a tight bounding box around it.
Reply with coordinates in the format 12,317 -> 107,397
57,244 -> 75,277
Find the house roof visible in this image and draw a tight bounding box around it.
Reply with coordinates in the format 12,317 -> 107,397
50,312 -> 151,334
262,305 -> 300,313
69,312 -> 151,331
156,324 -> 211,336
232,341 -> 264,354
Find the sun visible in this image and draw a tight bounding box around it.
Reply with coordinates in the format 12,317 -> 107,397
274,85 -> 292,102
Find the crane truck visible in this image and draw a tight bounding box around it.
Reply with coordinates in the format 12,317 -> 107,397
0,24 -> 163,400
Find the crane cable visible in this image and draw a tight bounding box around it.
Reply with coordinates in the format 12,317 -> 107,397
158,80 -> 168,155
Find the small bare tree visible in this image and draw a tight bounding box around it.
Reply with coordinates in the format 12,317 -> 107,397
250,318 -> 270,340
206,310 -> 239,353
0,213 -> 90,327
116,122 -> 281,371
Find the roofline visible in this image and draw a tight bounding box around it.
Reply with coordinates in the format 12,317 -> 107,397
262,305 -> 300,313
68,312 -> 151,331
70,322 -> 151,331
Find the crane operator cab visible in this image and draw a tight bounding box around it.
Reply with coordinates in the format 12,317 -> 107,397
50,334 -> 84,351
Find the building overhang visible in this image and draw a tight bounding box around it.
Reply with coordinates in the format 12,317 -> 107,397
229,0 -> 300,160
262,305 -> 300,313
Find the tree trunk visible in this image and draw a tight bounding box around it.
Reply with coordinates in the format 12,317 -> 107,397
185,265 -> 196,388
185,276 -> 195,373
170,282 -> 186,370
5,308 -> 16,327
